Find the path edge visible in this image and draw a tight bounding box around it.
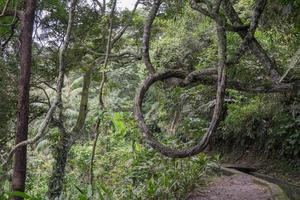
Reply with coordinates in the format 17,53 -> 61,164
211,166 -> 289,200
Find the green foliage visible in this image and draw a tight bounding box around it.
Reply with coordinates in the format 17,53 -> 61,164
222,93 -> 300,158
72,127 -> 210,200
1,191 -> 42,200
0,60 -> 16,158
2,0 -> 300,199
21,111 -> 211,199
152,4 -> 214,71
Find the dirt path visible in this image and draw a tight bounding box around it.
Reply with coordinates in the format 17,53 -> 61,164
187,174 -> 273,200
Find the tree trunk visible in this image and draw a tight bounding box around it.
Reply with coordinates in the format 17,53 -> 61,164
47,127 -> 71,200
46,1 -> 77,199
47,68 -> 92,199
11,1 -> 37,199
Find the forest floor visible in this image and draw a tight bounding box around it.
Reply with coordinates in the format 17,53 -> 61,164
187,173 -> 272,200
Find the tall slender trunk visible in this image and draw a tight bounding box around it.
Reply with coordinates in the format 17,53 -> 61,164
89,0 -> 117,194
11,1 -> 37,199
47,68 -> 92,199
46,1 -> 77,199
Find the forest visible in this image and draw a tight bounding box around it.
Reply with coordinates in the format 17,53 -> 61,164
0,0 -> 300,199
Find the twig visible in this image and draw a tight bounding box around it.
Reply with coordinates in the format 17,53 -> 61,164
280,46 -> 300,82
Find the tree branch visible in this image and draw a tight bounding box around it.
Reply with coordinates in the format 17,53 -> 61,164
280,46 -> 300,82
142,0 -> 162,74
227,0 -> 267,65
89,0 -> 117,194
111,0 -> 140,47
1,21 -> 17,51
223,0 -> 281,82
135,3 -> 228,158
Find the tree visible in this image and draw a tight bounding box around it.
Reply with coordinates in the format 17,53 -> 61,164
134,0 -> 300,158
9,1 -> 37,199
46,0 -> 77,198
0,0 -> 299,198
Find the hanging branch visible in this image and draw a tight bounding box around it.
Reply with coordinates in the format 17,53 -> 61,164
98,0 -> 117,108
89,0 -> 142,191
142,0 -> 163,74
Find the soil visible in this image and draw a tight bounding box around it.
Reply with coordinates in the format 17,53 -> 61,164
187,174 -> 272,200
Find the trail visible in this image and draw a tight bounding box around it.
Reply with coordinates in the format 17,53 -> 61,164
186,166 -> 292,200
188,174 -> 273,200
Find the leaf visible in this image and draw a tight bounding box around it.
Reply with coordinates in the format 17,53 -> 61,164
78,194 -> 88,200
96,186 -> 105,200
6,191 -> 31,199
86,184 -> 93,198
99,183 -> 113,199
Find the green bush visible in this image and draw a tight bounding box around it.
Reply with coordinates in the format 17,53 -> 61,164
222,94 -> 300,158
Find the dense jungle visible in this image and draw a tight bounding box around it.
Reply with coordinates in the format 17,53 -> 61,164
0,0 -> 300,199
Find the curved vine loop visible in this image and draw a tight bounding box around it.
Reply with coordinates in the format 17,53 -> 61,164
134,0 -> 292,158
134,0 -> 227,158
135,64 -> 226,158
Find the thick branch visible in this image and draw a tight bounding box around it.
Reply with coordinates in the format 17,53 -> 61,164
227,0 -> 267,65
135,13 -> 228,158
134,67 -> 295,155
142,0 -> 162,74
178,67 -> 294,93
223,0 -> 280,82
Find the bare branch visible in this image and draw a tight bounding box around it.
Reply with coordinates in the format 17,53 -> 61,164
93,0 -> 104,13
89,0 -> 117,194
280,46 -> 300,82
33,85 -> 51,108
98,0 -> 117,108
0,0 -> 11,16
213,0 -> 223,14
227,0 -> 267,65
190,0 -> 217,19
